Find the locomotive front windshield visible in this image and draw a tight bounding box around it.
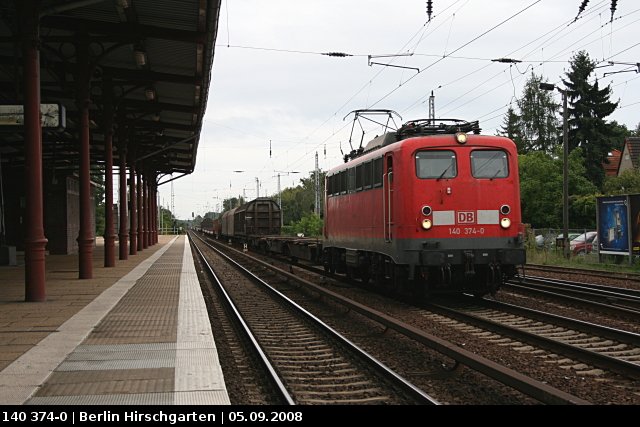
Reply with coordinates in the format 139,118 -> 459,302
416,150 -> 457,179
470,150 -> 508,179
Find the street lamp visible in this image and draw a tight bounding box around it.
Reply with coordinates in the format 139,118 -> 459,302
540,82 -> 570,259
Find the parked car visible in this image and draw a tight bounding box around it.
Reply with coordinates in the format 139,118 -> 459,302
570,231 -> 598,255
535,232 -> 580,249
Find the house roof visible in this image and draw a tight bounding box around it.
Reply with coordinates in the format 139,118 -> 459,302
604,149 -> 621,176
624,137 -> 640,170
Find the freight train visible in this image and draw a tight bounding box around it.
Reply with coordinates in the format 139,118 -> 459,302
201,114 -> 526,297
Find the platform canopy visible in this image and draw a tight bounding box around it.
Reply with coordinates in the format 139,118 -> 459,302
0,0 -> 221,177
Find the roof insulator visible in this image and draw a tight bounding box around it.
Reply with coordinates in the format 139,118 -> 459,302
322,52 -> 353,57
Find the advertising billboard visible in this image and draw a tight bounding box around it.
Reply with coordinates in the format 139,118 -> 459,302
631,194 -> 640,255
596,194 -> 640,257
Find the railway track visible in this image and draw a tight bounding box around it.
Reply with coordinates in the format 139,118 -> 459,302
429,296 -> 640,381
505,276 -> 640,317
189,232 -> 437,405
525,264 -> 640,284
193,232 -> 588,404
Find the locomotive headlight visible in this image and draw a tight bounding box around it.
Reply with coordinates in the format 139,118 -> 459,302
455,132 -> 467,144
500,217 -> 511,229
421,218 -> 433,230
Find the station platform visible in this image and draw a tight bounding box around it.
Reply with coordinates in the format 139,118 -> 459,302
0,235 -> 230,405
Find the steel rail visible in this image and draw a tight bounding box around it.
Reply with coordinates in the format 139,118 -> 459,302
191,232 -> 439,405
431,297 -> 640,380
199,233 -> 589,405
505,279 -> 640,317
189,234 -> 296,405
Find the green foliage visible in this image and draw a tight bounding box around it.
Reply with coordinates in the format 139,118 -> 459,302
158,207 -> 175,233
92,166 -> 106,236
291,212 -> 323,237
278,171 -> 325,225
498,74 -> 559,154
608,121 -> 631,151
566,147 -> 599,199
498,106 -> 525,152
519,151 -> 562,227
562,50 -> 619,189
95,202 -> 105,236
516,73 -> 561,153
519,148 -> 597,228
602,169 -> 640,195
223,196 -> 244,211
570,194 -> 597,229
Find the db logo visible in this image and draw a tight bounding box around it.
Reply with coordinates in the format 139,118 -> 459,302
457,211 -> 475,224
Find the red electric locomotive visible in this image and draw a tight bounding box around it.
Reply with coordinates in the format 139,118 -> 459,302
323,111 -> 525,296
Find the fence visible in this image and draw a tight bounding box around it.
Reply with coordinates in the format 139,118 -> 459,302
528,227 -> 637,267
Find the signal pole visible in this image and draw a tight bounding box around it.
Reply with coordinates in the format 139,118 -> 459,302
315,152 -> 320,216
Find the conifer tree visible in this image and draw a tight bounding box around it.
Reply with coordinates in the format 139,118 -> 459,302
497,106 -> 525,152
498,74 -> 559,154
561,51 -> 618,188
517,73 -> 560,153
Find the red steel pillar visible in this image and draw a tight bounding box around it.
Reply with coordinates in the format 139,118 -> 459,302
103,82 -> 115,267
137,168 -> 143,251
76,40 -> 93,279
129,152 -> 137,256
152,177 -> 158,244
142,172 -> 148,249
118,141 -> 128,260
20,0 -> 48,301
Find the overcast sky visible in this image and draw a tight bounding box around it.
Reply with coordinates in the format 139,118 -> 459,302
160,0 -> 640,220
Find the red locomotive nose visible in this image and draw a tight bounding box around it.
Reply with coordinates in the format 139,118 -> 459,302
324,114 -> 524,296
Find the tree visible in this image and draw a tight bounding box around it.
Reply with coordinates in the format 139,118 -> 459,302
519,147 -> 597,228
92,166 -> 106,236
602,169 -> 640,195
278,171 -> 326,225
497,106 -> 525,152
562,50 -> 619,189
566,148 -> 599,228
608,121 -> 631,151
158,206 -> 174,233
516,73 -> 561,153
291,212 -> 323,237
519,151 -> 563,228
222,196 -> 244,211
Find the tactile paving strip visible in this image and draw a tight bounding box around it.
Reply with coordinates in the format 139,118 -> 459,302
27,392 -> 175,405
25,236 -> 230,405
29,241 -> 185,399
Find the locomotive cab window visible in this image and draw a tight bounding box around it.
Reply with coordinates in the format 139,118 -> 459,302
471,150 -> 508,179
416,150 -> 457,179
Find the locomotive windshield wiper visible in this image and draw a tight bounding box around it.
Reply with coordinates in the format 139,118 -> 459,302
489,168 -> 503,180
436,164 -> 452,181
